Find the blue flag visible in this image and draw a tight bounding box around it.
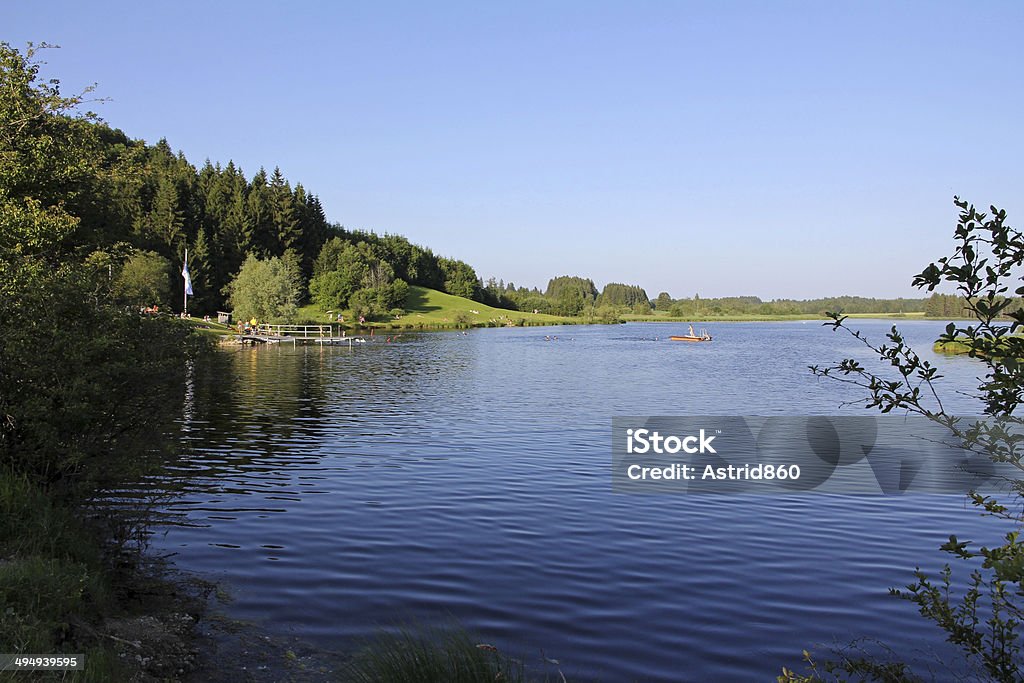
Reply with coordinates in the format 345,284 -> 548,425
182,259 -> 194,296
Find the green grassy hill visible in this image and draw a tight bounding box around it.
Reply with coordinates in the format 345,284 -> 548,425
297,286 -> 579,329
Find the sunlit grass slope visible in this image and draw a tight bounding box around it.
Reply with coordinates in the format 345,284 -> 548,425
298,286 -> 578,329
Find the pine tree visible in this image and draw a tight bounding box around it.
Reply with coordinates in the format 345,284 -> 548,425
188,227 -> 213,313
220,163 -> 250,278
147,175 -> 185,251
302,194 -> 328,275
270,167 -> 301,256
246,168 -> 274,257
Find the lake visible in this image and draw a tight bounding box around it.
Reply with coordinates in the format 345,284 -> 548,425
149,320 -> 999,681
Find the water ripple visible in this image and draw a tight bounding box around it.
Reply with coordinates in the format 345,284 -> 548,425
142,321 -> 995,680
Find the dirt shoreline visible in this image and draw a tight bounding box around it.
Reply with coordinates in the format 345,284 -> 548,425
109,564 -> 348,682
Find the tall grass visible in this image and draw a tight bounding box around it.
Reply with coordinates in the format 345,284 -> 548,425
344,625 -> 567,683
0,469 -> 126,681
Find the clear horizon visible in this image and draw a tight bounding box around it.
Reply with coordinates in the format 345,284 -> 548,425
7,1 -> 1023,300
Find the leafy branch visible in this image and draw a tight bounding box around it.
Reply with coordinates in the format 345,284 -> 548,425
788,198 -> 1024,682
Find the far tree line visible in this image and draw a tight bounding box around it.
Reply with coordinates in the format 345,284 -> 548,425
167,242 -> 996,323
473,278 -> 988,320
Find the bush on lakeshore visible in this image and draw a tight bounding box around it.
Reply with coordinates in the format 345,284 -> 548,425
0,262 -> 208,498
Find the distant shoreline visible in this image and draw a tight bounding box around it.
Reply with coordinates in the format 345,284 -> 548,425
621,312 -> 973,323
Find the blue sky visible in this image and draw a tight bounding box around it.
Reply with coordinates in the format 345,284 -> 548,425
7,1 -> 1023,299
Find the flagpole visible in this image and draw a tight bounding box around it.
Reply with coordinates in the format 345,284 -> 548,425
183,247 -> 188,317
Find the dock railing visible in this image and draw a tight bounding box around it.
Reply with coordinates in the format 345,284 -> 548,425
257,324 -> 333,338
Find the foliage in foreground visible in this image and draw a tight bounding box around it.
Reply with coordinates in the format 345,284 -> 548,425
1,41 -> 209,678
792,198 -> 1024,681
0,261 -> 206,493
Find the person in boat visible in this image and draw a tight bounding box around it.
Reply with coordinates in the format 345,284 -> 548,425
688,324 -> 695,337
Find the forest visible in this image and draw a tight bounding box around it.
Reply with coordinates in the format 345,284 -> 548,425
23,117 -> 491,319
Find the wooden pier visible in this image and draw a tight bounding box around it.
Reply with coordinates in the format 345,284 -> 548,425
238,324 -> 369,347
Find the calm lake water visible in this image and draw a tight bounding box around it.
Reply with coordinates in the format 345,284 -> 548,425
150,321 -> 1000,681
